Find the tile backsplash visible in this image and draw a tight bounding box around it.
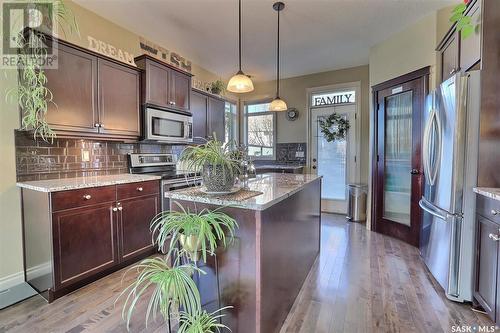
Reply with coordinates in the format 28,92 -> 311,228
15,131 -> 184,182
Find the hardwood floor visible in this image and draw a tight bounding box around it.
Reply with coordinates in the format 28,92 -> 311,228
0,214 -> 492,332
280,214 -> 493,333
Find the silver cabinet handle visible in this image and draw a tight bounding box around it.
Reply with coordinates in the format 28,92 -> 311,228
137,187 -> 143,192
172,101 -> 176,105
94,123 -> 100,128
83,194 -> 92,200
489,233 -> 500,241
118,206 -> 123,211
112,207 -> 118,212
492,209 -> 499,216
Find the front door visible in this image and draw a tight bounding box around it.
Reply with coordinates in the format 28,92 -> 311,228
373,71 -> 426,246
311,105 -> 356,213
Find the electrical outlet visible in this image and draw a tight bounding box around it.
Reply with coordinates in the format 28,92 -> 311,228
82,150 -> 90,162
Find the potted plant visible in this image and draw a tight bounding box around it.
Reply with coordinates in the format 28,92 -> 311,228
119,203 -> 238,331
151,203 -> 238,263
210,80 -> 225,95
180,138 -> 240,192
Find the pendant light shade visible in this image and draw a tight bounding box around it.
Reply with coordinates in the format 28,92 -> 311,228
271,2 -> 287,111
227,70 -> 254,93
227,0 -> 254,93
269,96 -> 288,112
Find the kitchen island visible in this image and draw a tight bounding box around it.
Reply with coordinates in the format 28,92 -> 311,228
166,173 -> 322,333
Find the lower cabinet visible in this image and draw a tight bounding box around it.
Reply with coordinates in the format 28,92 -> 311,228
474,194 -> 500,323
119,194 -> 159,261
22,180 -> 160,302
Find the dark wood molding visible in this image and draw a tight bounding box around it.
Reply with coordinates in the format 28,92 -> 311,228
436,0 -> 478,51
134,54 -> 194,77
371,66 -> 430,92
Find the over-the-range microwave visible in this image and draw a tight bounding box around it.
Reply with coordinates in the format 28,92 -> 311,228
143,106 -> 193,143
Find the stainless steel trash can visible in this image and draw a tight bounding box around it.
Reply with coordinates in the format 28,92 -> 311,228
347,184 -> 367,222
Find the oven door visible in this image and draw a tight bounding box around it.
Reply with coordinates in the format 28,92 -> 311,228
162,178 -> 201,211
145,108 -> 193,143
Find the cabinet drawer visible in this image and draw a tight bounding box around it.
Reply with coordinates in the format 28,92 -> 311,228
117,180 -> 159,200
477,195 -> 500,225
51,186 -> 116,212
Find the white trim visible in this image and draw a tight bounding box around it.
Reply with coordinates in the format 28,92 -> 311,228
0,271 -> 24,292
306,81 -> 362,182
26,262 -> 51,281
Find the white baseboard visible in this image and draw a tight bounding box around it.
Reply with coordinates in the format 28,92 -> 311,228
0,271 -> 24,292
0,262 -> 51,292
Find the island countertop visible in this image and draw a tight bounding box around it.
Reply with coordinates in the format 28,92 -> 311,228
166,173 -> 322,210
16,174 -> 161,192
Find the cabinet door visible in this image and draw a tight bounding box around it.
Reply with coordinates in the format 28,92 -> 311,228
98,59 -> 140,137
441,33 -> 459,82
44,43 -> 98,133
475,215 -> 498,321
145,61 -> 169,107
191,90 -> 208,141
170,70 -> 191,112
208,97 -> 225,141
460,1 -> 481,72
52,203 -> 118,289
118,194 -> 159,261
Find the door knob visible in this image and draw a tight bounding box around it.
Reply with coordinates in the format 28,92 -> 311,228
312,166 -> 317,170
491,209 -> 499,216
489,233 -> 500,241
312,158 -> 317,162
410,169 -> 420,175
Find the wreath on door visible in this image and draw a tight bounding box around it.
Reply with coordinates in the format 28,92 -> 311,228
319,113 -> 350,142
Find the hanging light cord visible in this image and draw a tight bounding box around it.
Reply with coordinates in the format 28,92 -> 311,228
276,5 -> 280,97
238,0 -> 242,72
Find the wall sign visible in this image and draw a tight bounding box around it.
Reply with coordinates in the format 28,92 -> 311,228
311,90 -> 355,107
87,36 -> 136,66
139,37 -> 192,73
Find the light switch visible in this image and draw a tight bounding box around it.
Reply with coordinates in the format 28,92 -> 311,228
82,150 -> 90,162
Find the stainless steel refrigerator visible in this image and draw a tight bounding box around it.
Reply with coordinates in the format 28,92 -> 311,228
419,71 -> 481,302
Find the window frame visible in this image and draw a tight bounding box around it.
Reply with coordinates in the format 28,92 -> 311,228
224,99 -> 239,145
243,99 -> 277,160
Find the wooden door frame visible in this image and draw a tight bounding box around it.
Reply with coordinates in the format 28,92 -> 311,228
370,66 -> 430,246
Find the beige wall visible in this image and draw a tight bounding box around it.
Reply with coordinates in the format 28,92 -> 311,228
0,0 -> 222,282
240,65 -> 370,183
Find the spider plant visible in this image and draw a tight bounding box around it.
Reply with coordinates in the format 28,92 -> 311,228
180,137 -> 240,192
118,256 -> 204,330
151,202 -> 238,263
178,307 -> 232,333
5,0 -> 79,142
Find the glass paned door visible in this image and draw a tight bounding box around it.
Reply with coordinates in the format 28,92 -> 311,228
311,105 -> 356,213
383,91 -> 413,225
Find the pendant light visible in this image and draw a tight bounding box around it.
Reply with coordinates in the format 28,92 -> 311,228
269,1 -> 287,112
227,0 -> 254,93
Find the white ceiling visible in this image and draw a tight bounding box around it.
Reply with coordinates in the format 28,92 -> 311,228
75,0 -> 455,82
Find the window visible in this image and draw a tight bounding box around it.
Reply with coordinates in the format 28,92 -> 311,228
244,101 -> 275,158
311,90 -> 356,107
225,101 -> 238,144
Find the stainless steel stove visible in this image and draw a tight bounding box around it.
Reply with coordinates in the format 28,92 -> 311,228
128,153 -> 201,210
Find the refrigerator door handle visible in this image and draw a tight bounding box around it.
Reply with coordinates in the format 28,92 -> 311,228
422,109 -> 432,185
419,197 -> 454,222
423,107 -> 442,187
431,108 -> 443,186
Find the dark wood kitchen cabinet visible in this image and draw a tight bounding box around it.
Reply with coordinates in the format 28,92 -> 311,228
474,194 -> 500,323
42,34 -> 141,139
98,59 -> 140,137
437,0 -> 482,83
21,180 -> 160,302
135,55 -> 192,113
191,88 -> 226,142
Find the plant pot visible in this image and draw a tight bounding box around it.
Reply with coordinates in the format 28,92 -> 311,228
179,234 -> 201,262
202,164 -> 235,192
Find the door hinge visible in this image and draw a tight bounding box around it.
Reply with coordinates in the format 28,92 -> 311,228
355,113 -> 357,120
377,103 -> 380,111
354,156 -> 357,163
377,154 -> 380,162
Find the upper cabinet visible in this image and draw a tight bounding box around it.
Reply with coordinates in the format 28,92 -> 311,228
44,35 -> 140,139
437,0 -> 482,83
135,55 -> 192,113
190,89 -> 226,142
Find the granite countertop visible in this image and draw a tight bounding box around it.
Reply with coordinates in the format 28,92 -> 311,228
166,173 -> 321,211
474,187 -> 500,202
255,164 -> 304,170
17,174 -> 162,193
